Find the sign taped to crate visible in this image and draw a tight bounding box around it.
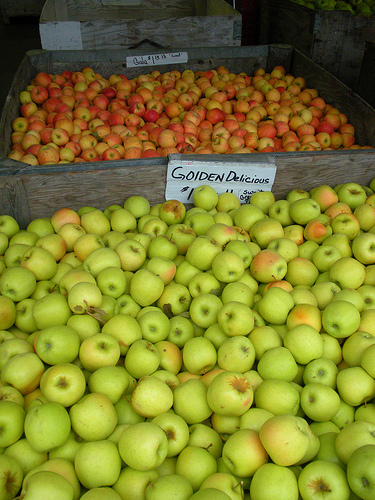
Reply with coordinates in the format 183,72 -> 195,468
39,21 -> 83,50
166,157 -> 277,204
126,52 -> 188,68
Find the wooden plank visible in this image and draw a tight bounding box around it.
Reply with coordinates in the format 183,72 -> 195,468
357,40 -> 375,110
1,0 -> 45,23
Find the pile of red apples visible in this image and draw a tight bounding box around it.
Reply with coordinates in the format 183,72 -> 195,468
1,180 -> 375,499
8,64 -> 373,166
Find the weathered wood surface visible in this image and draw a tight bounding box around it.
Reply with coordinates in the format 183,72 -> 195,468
39,0 -> 242,50
357,40 -> 375,110
256,0 -> 375,90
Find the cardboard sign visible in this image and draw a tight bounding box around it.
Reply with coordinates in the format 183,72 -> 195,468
126,52 -> 188,68
166,157 -> 277,204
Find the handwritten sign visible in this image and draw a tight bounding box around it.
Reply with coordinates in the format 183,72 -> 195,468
126,52 -> 188,68
166,158 -> 277,204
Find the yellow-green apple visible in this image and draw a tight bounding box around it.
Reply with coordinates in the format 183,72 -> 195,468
313,431 -> 345,469
300,383 -> 341,422
114,238 -> 147,272
353,203 -> 375,231
355,403 -> 375,425
330,256 -> 366,289
164,223 -> 196,255
79,332 -> 120,372
124,339 -> 160,379
224,239 -> 253,269
352,232 -> 375,264
0,400 -> 25,448
257,286 -> 294,324
0,266 -> 37,302
24,401 -> 71,453
151,412 -> 189,458
188,271 -> 221,298
220,281 -> 254,307
109,208 -> 137,233
167,315 -> 195,348
96,266 -> 127,298
312,244 -> 342,272
80,209 -> 111,235
334,420 -> 375,465
249,248 -> 288,283
259,414 -> 311,466
206,370 -> 253,417
173,379 -> 212,425
250,462 -> 299,500
210,250 -> 245,283
0,214 -> 20,238
159,199 -> 186,225
67,281 -> 103,315
217,301 -> 254,336
216,192 -> 241,213
9,230 -> 38,247
233,204 -> 265,233
346,444 -> 375,500
88,365 -> 129,404
248,325 -> 283,361
83,246 -> 121,278
101,313 -> 142,356
129,268 -> 164,307
131,375 -> 173,418
254,379 -> 300,416
289,198 -> 321,225
283,324 -> 324,365
330,213 -> 360,240
141,216 -> 169,237
69,392 -> 118,441
0,337 -> 34,371
336,366 -> 375,407
184,211 -> 216,236
34,325 -> 80,365
123,194 -> 150,219
250,218 -> 285,249
322,299 -> 361,339
192,185 -> 219,211
181,336 -> 217,375
145,474 -> 194,500
187,423 -> 223,459
205,223 -> 239,248
302,357 -> 339,389
256,346 -> 298,382
40,362 -> 86,407
118,421 -> 168,471
0,296 -> 16,330
250,190 -> 275,214
59,268 -> 96,296
147,235 -> 178,261
146,256 -> 176,286
217,335 -> 255,373
175,445 -> 217,492
310,184 -> 339,211
342,331 -> 375,366
189,293 -> 223,329
73,233 -> 105,261
284,257 -> 319,287
80,487 -> 122,500
32,291 -> 72,330
112,467 -> 158,500
297,459 -> 351,500
337,182 -> 367,210
1,351 -> 45,395
19,470 -> 75,499
74,439 -> 121,489
268,199 -> 293,227
3,243 -> 30,267
361,343 -> 375,378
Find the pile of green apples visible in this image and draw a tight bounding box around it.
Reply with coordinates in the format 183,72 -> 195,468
1,180 -> 375,500
293,0 -> 375,15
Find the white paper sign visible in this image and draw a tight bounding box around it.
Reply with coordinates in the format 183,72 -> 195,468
166,158 -> 277,204
126,52 -> 188,68
40,22 -> 83,51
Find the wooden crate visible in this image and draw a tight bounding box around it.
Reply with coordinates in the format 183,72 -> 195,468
1,0 -> 46,24
256,0 -> 375,91
1,44 -> 375,228
39,0 -> 242,51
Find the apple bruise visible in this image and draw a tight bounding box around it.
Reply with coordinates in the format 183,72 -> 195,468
228,375 -> 252,407
307,477 -> 332,495
4,470 -> 19,498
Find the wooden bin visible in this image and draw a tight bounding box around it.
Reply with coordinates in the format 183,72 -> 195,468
39,0 -> 242,51
256,0 -> 375,91
357,40 -> 375,110
1,44 -> 375,228
1,0 -> 46,24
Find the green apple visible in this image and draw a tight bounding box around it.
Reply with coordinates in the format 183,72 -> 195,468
188,271 -> 221,298
9,230 -> 38,247
361,343 -> 375,378
217,335 -> 256,373
185,235 -> 222,271
189,293 -> 223,329
67,281 -> 103,315
24,401 -> 71,453
211,250 -> 245,283
216,191 -> 241,213
80,209 -> 111,235
144,473 -> 193,500
283,324 -> 324,365
0,266 -> 37,302
165,223 -> 196,255
337,182 -> 367,210
27,217 -> 54,237
158,199 -> 186,225
249,249 -> 288,283
0,296 -> 16,330
355,403 -> 375,425
146,256 -> 176,285
313,431 -> 346,470
257,346 -> 298,382
131,375 -> 173,418
101,313 -> 142,356
257,286 -> 294,324
57,222 -> 86,252
4,243 -> 30,267
69,392 -> 118,441
312,245 -> 342,273
80,487 -> 121,499
331,213 -> 360,240
206,370 -> 253,417
173,379 -> 213,425
248,325 -> 283,360
3,437 -> 47,476
174,259 -> 201,286
167,315 -> 195,348
289,198 -> 321,225
259,414 -> 311,466
118,421 -> 168,471
34,325 -> 80,365
303,357 -> 339,388
221,281 -> 254,307
267,237 -> 299,263
0,337 -> 33,371
137,309 -> 171,343
19,245 -> 57,281
124,339 -> 161,379
352,232 -> 375,265
342,331 -> 375,367
40,362 -> 86,407
254,379 -> 300,416
221,428 -> 268,478
285,257 -> 319,287
20,470 -> 75,499
95,266 -> 127,298
116,293 -> 141,317
66,314 -> 100,342
322,233 -> 352,258
109,207 -> 137,233
192,185 -> 219,211
87,365 -> 129,404
114,238 -> 147,272
157,282 -> 192,316
233,203 -> 265,233
335,420 -> 375,465
336,366 -> 375,407
182,336 -> 217,375
129,268 -> 164,307
175,445 -> 218,492
1,352 -> 45,395
74,439 -> 121,490
300,383 -> 341,422
113,466 -> 158,499
0,385 -> 24,407
188,423 -> 223,459
347,444 -> 375,500
251,463 -> 299,499
322,299 -> 361,339
151,412 -> 189,458
79,332 -> 120,372
0,215 -> 19,238
123,195 -> 150,219
217,301 -> 254,337
0,400 -> 25,448
250,190 -> 275,214
298,459 -> 351,500
268,199 -> 293,227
